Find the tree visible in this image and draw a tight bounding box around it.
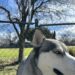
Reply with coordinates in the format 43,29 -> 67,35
0,0 -> 73,63
0,0 -> 53,63
60,31 -> 72,45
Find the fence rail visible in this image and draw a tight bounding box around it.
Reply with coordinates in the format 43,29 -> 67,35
0,19 -> 75,75
0,20 -> 35,25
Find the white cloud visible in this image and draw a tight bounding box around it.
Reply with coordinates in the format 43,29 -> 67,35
56,25 -> 75,39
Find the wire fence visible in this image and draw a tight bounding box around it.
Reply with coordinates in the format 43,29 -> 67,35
0,20 -> 75,75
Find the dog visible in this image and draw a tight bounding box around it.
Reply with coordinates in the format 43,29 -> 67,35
17,29 -> 75,75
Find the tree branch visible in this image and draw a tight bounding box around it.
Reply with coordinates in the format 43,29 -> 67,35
34,0 -> 49,11
0,6 -> 20,37
12,17 -> 22,29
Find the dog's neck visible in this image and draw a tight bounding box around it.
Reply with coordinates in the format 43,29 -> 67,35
28,50 -> 42,75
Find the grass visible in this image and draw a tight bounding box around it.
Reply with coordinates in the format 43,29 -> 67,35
0,46 -> 75,64
68,46 -> 75,57
0,48 -> 33,65
0,46 -> 75,59
0,66 -> 18,75
0,48 -> 33,75
0,46 -> 75,75
0,46 -> 75,63
0,48 -> 33,59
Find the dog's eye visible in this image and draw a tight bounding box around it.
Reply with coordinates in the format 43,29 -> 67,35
55,51 -> 61,54
53,50 -> 62,55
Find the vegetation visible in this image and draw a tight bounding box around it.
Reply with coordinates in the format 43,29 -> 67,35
0,0 -> 54,62
68,46 -> 75,57
0,66 -> 18,75
0,46 -> 75,62
0,0 -> 72,62
0,48 -> 33,65
0,48 -> 33,75
0,48 -> 33,59
0,46 -> 75,75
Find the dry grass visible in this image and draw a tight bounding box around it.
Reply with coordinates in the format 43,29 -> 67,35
0,47 -> 75,75
68,46 -> 75,57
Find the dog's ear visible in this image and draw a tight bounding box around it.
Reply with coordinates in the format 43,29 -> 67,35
32,29 -> 45,47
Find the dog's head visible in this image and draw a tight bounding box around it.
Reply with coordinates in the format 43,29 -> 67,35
32,29 -> 75,75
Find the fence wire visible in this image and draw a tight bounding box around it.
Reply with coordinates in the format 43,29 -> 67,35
0,23 -> 75,75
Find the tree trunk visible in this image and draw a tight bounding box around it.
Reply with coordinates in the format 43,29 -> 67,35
18,32 -> 25,63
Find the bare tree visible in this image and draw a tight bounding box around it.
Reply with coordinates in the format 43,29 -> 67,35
0,0 -> 53,63
0,0 -> 74,63
60,31 -> 72,45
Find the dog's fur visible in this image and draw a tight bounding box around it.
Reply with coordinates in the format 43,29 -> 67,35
17,29 -> 75,75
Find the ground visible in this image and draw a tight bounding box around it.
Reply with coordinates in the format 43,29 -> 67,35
0,47 -> 75,75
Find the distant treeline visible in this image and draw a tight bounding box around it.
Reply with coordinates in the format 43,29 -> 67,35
0,27 -> 55,48
0,42 -> 33,48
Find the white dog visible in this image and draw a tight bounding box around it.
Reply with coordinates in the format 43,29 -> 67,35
17,29 -> 75,75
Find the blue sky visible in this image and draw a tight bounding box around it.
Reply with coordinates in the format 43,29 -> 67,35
0,0 -> 75,39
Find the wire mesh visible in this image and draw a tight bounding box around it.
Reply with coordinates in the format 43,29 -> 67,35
0,23 -> 75,75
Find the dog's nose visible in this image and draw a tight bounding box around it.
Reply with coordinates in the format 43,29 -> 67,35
53,68 -> 64,75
